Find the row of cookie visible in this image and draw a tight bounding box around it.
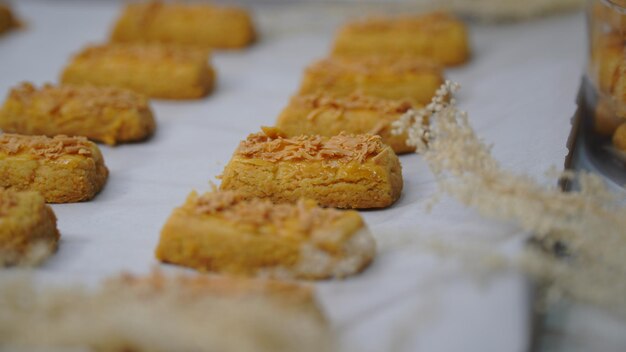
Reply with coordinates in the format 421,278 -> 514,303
1,1 -> 256,49
0,11 -> 470,277
0,175 -> 374,282
2,1 -> 257,100
0,8 -> 473,351
0,55 -> 437,150
0,4 -> 335,349
0,46 -> 208,145
275,12 -> 470,154
0,1 -> 257,265
1,1 -> 257,48
152,12 -> 473,280
0,2 -> 258,149
1,10 -> 470,200
66,1 -> 255,99
0,128 -> 387,274
0,131 -> 379,279
0,0 -> 263,203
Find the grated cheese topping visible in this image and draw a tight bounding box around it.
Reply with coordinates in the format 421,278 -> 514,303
190,190 -> 344,235
235,128 -> 385,163
8,82 -> 150,111
292,93 -> 414,115
0,133 -> 93,159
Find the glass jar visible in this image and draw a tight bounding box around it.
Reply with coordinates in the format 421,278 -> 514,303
584,0 -> 626,176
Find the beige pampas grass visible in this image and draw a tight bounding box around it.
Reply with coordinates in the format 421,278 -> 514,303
393,81 -> 626,316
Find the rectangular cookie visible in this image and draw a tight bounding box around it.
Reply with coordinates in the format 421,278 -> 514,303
61,43 -> 214,100
299,56 -> 443,105
276,93 -> 418,154
111,1 -> 255,49
0,134 -> 108,203
0,82 -> 156,146
0,189 -> 60,266
331,12 -> 470,66
156,189 -> 375,279
220,128 -> 403,209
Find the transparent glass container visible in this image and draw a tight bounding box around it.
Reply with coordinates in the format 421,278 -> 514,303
583,0 -> 626,177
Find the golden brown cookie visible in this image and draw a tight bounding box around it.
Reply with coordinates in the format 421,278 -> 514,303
111,1 -> 255,49
0,82 -> 156,145
331,12 -> 470,66
0,134 -> 108,203
156,190 -> 376,279
276,93 -> 418,154
299,56 -> 443,105
0,188 -> 60,266
220,128 -> 403,209
61,43 -> 214,100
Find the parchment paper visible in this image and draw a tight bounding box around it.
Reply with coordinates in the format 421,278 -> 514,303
0,2 -> 584,351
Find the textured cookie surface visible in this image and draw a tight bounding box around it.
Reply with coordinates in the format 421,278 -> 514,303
0,188 -> 59,266
0,133 -> 108,203
220,128 -> 403,209
0,82 -> 156,145
61,43 -> 214,99
156,190 -> 376,279
331,12 -> 470,66
299,56 -> 443,105
276,93 -> 418,154
111,1 -> 255,49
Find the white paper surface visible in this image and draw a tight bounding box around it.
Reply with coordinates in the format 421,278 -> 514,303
0,2 -> 585,351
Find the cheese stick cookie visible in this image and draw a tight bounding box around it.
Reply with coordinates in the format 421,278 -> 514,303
0,272 -> 334,352
156,190 -> 376,279
220,128 -> 403,209
276,93 -> 418,154
61,43 -> 214,100
0,82 -> 156,145
0,134 -> 108,203
0,189 -> 60,266
331,12 -> 470,66
299,56 -> 443,105
111,1 -> 256,49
